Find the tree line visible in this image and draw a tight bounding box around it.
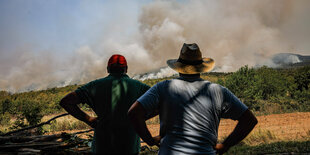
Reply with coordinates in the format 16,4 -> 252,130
217,66 -> 310,114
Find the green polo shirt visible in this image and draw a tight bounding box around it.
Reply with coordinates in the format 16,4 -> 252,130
75,73 -> 150,154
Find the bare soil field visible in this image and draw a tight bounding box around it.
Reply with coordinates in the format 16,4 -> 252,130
40,112 -> 310,146
146,112 -> 310,142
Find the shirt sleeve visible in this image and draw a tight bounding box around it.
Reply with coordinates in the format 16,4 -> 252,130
75,81 -> 95,108
137,83 -> 160,117
221,87 -> 248,120
140,83 -> 151,94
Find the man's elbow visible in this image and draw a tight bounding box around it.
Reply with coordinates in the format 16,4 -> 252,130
127,104 -> 137,120
59,96 -> 67,107
239,109 -> 258,128
127,108 -> 134,119
128,101 -> 145,121
247,111 -> 258,129
59,92 -> 78,108
252,115 -> 258,127
249,110 -> 258,125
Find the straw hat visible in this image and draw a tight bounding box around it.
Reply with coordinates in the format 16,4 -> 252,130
167,43 -> 215,74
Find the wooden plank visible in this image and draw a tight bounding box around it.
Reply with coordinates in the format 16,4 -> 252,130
0,142 -> 61,150
18,148 -> 41,153
40,142 -> 83,151
0,133 -> 70,144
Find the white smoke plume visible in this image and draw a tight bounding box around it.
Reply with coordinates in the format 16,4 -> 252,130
1,0 -> 310,92
133,67 -> 177,81
138,0 -> 310,71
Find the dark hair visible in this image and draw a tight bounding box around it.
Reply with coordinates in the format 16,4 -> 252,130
107,66 -> 127,73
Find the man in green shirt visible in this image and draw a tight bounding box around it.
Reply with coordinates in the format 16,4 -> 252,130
60,54 -> 150,154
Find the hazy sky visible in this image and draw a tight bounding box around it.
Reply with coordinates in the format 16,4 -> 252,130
0,0 -> 149,91
1,0 -> 310,92
0,0 -> 145,57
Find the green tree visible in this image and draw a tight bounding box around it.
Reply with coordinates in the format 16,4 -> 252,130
1,99 -> 11,114
224,65 -> 255,99
20,99 -> 44,126
252,66 -> 287,100
0,91 -> 9,98
294,66 -> 310,91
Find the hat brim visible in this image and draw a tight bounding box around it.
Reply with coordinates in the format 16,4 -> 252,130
167,58 -> 215,74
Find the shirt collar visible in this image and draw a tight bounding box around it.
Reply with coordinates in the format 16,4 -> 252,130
108,73 -> 129,78
177,76 -> 203,82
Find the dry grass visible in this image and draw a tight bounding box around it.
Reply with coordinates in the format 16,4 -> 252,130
41,112 -> 95,132
142,112 -> 310,154
146,112 -> 310,144
241,129 -> 277,145
2,111 -> 310,146
146,116 -> 159,125
218,129 -> 277,146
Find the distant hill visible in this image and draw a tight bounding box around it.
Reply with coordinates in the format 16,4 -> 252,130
272,53 -> 310,68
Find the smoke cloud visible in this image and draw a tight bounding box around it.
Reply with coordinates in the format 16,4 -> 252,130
1,0 -> 310,92
138,0 -> 310,70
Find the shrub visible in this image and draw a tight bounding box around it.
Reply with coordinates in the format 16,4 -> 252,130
221,66 -> 298,113
0,99 -> 11,114
224,65 -> 255,99
251,100 -> 282,114
294,66 -> 310,91
252,67 -> 287,100
0,112 -> 11,126
10,114 -> 27,130
17,99 -> 44,126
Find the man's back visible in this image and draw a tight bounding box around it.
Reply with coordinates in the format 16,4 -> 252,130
138,77 -> 247,154
76,74 -> 150,154
128,43 -> 257,155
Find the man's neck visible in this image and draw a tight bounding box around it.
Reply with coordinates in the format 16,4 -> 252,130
179,73 -> 201,79
109,73 -> 127,76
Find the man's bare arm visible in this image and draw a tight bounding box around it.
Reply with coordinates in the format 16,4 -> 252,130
215,109 -> 258,154
59,92 -> 97,128
128,101 -> 160,146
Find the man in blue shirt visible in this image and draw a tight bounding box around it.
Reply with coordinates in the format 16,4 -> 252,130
128,43 -> 257,154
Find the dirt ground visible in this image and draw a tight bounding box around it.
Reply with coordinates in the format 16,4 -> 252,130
146,112 -> 310,141
43,112 -> 310,144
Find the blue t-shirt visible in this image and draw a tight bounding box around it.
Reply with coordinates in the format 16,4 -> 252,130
137,77 -> 248,155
